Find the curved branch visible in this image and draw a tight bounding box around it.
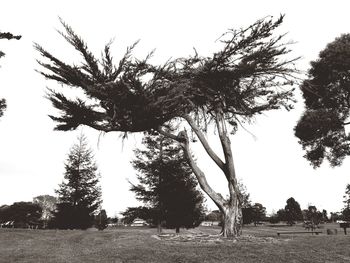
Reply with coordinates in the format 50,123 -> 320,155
182,114 -> 225,171
179,130 -> 226,209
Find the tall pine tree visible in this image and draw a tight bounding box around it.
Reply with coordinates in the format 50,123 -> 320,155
128,131 -> 205,233
54,134 -> 102,229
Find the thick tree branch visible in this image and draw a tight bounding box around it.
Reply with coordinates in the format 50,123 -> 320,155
156,126 -> 183,142
215,110 -> 241,203
182,114 -> 225,171
179,130 -> 226,209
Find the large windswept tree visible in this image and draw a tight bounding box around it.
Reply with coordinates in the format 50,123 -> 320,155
36,16 -> 298,237
295,34 -> 350,167
0,31 -> 21,118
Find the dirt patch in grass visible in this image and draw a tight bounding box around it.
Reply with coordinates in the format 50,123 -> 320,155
155,233 -> 281,244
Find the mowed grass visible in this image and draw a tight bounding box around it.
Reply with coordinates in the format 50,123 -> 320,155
1,223 -> 350,263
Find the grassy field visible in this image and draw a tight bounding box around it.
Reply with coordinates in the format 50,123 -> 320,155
1,223 -> 350,262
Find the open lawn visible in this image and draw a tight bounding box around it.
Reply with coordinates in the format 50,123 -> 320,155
0,223 -> 350,262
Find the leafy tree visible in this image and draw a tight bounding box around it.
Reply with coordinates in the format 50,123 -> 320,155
269,212 -> 280,224
251,203 -> 266,226
276,208 -> 287,222
0,31 -> 21,118
35,16 -> 298,237
321,209 -> 328,222
0,202 -> 42,228
284,197 -> 303,225
33,195 -> 57,228
128,132 -> 205,233
303,205 -> 323,225
205,210 -> 223,222
295,34 -> 350,167
54,134 -> 102,229
95,209 -> 108,230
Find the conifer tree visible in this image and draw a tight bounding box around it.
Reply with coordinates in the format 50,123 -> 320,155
54,134 -> 102,229
129,132 -> 205,233
36,16 -> 298,237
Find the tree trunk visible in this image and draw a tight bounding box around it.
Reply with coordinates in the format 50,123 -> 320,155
157,220 -> 162,234
221,196 -> 242,237
158,115 -> 243,238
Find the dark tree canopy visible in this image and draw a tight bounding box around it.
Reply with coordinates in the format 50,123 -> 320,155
251,203 -> 266,225
284,197 -> 303,225
127,132 -> 205,231
0,202 -> 42,228
0,99 -> 6,118
295,34 -> 350,167
36,16 -> 298,134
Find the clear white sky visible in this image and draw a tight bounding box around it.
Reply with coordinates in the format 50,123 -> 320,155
1,0 -> 350,217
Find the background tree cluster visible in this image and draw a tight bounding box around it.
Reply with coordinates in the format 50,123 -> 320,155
268,197 -> 329,225
0,201 -> 42,228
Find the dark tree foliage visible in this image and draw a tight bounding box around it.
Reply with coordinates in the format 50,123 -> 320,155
0,202 -> 42,228
0,31 -> 21,118
54,134 -> 102,229
251,203 -> 266,225
35,16 -> 297,134
36,16 -> 298,237
0,31 -> 21,59
295,34 -> 350,167
276,208 -> 287,222
342,184 -> 350,221
205,210 -> 223,222
94,209 -> 108,230
0,99 -> 6,118
303,205 -> 323,225
284,197 -> 303,225
121,206 -> 154,225
50,202 -> 92,229
128,132 -> 205,232
269,213 -> 280,224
